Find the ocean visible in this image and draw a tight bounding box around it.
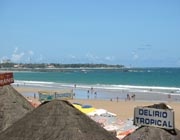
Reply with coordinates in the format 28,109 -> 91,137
13,68 -> 180,101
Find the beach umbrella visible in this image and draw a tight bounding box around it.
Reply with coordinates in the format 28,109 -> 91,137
0,100 -> 119,140
0,85 -> 34,132
80,105 -> 96,114
72,103 -> 96,114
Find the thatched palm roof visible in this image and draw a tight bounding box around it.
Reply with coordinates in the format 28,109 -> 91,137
0,85 -> 34,132
0,100 -> 118,140
122,126 -> 180,140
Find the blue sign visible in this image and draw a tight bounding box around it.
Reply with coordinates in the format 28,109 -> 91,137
38,90 -> 73,102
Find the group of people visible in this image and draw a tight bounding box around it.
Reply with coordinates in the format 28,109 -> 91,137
74,84 -> 137,101
109,93 -> 136,102
87,87 -> 97,99
126,93 -> 136,101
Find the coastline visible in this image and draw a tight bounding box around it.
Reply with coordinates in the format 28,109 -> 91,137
13,80 -> 180,102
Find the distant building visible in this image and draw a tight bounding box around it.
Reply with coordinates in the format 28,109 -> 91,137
47,65 -> 55,68
13,64 -> 24,68
1,59 -> 11,64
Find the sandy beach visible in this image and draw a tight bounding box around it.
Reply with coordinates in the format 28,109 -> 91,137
14,86 -> 180,130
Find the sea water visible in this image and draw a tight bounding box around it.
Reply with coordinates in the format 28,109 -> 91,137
12,68 -> 180,101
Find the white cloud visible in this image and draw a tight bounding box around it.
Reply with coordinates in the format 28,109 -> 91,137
105,56 -> 114,61
68,55 -> 76,59
28,50 -> 34,55
86,53 -> 99,61
0,56 -> 9,63
10,47 -> 35,62
37,54 -> 44,62
11,47 -> 24,62
11,52 -> 25,62
14,47 -> 18,53
84,53 -> 117,63
132,51 -> 139,60
1,56 -> 8,60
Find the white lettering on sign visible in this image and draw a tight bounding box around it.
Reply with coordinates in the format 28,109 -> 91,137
134,107 -> 174,129
0,73 -> 14,86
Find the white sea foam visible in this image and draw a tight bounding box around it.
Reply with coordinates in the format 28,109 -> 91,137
12,80 -> 180,102
13,80 -> 180,95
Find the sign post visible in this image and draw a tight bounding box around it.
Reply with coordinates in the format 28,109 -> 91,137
38,90 -> 73,102
0,72 -> 14,86
134,106 -> 175,130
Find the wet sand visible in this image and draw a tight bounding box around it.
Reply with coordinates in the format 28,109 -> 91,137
14,86 -> 180,129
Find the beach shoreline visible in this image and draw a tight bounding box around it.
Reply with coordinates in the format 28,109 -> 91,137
13,81 -> 180,102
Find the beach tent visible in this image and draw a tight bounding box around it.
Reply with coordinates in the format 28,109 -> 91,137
0,100 -> 119,140
0,85 -> 34,132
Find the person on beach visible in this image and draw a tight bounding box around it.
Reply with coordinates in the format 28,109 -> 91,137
87,90 -> 90,99
94,91 -> 97,99
168,94 -> 171,101
91,87 -> 93,93
34,93 -> 36,99
116,96 -> 119,102
131,94 -> 135,101
127,94 -> 130,101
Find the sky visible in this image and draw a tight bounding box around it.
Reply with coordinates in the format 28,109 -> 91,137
0,0 -> 180,67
